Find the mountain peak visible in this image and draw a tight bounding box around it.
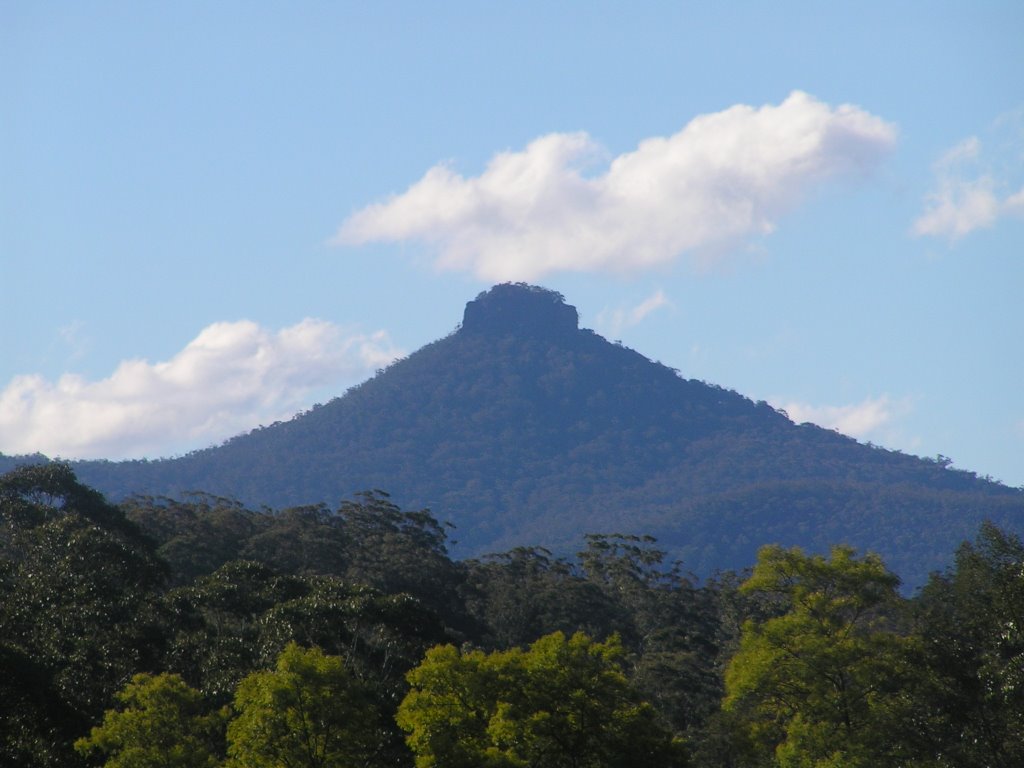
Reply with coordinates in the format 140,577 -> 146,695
461,283 -> 579,337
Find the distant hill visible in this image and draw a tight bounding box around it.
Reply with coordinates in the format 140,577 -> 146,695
3,283 -> 1020,587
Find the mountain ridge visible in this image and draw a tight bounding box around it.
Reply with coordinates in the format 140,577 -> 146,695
2,283 -> 1019,587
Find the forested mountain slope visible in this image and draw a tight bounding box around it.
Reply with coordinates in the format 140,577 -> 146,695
3,283 -> 1020,587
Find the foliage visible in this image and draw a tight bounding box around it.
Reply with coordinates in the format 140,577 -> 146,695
160,560 -> 308,701
397,631 -> 684,768
73,673 -> 225,768
257,580 -> 449,697
226,642 -> 380,768
464,536 -> 723,742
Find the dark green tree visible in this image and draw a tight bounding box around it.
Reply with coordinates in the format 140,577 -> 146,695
0,464 -> 169,764
464,546 -> 621,649
0,642 -> 78,768
122,493 -> 265,585
336,490 -> 468,632
159,560 -> 307,701
240,503 -> 349,578
579,534 -> 722,737
914,522 -> 1024,767
257,578 -> 448,692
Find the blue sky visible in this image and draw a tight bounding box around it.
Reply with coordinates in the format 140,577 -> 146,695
2,2 -> 1022,487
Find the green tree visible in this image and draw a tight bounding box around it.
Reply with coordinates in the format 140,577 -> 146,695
723,545 -> 920,768
226,642 -> 381,768
74,673 -> 224,768
397,631 -> 683,768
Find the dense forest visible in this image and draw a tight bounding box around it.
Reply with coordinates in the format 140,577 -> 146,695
2,463 -> 1022,767
2,284 -> 1021,590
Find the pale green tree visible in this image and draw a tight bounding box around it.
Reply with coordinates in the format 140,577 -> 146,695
723,545 -> 922,768
397,631 -> 684,768
74,672 -> 224,768
396,643 -> 509,768
225,642 -> 380,768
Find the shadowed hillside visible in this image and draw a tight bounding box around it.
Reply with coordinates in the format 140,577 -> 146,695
3,283 -> 1020,587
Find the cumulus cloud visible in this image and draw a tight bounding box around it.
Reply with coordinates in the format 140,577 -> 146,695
777,395 -> 898,439
597,289 -> 671,336
335,91 -> 897,281
0,319 -> 401,460
912,135 -> 1024,239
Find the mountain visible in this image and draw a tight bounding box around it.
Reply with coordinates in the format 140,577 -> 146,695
3,283 -> 1020,587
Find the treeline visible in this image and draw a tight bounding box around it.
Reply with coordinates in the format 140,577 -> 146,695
1,464 -> 1022,767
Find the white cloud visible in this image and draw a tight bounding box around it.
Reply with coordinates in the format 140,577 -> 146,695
912,175 -> 1002,239
0,319 -> 401,460
913,135 -> 1024,239
777,395 -> 897,439
597,289 -> 671,336
335,91 -> 896,281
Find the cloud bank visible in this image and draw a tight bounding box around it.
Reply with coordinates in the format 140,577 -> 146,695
913,135 -> 1024,239
336,91 -> 897,280
0,320 -> 400,460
